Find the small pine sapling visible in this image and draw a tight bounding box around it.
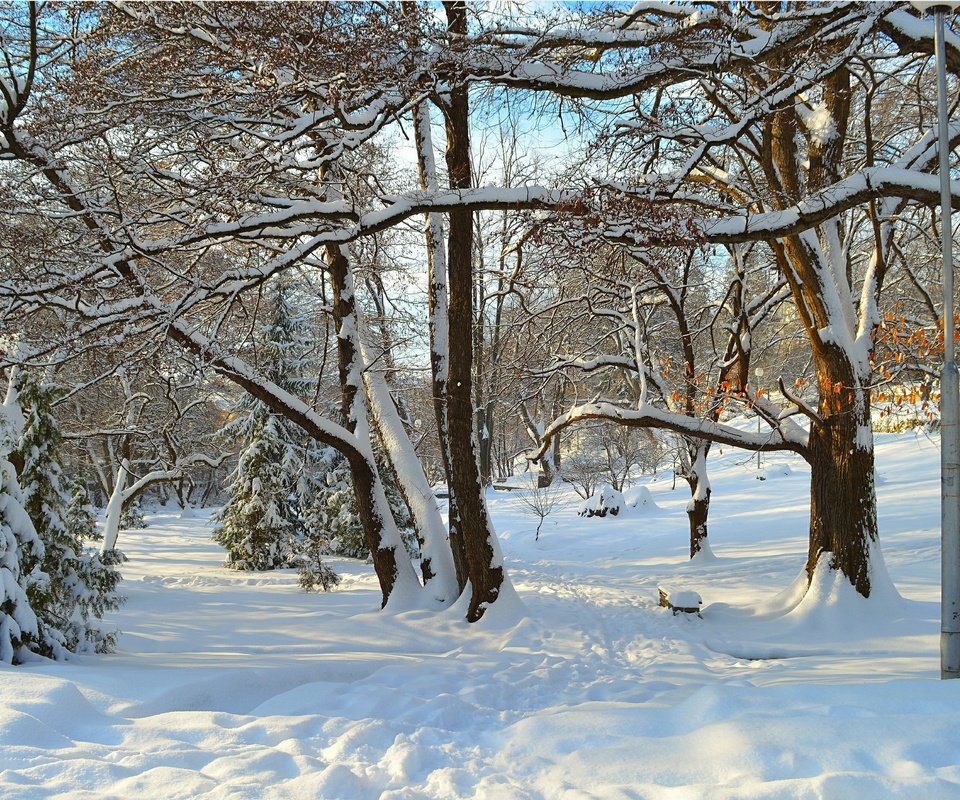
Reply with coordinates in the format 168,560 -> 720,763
65,479 -> 100,541
119,496 -> 146,530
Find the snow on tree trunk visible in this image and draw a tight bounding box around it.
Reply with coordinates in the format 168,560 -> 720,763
326,241 -> 420,608
359,314 -> 459,606
413,99 -> 468,593
685,441 -> 714,561
101,459 -> 128,554
806,348 -> 878,597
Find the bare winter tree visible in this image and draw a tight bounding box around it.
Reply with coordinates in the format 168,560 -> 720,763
4,0 -> 960,617
468,2 -> 960,596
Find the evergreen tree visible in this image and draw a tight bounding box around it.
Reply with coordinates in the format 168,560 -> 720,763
213,285 -> 337,584
65,479 -> 100,542
213,413 -> 304,569
119,496 -> 146,530
15,373 -> 124,656
0,454 -> 44,664
300,444 -> 416,563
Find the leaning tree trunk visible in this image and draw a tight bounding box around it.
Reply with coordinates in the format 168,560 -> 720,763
442,0 -> 507,622
359,313 -> 459,606
101,459 -> 129,553
806,348 -> 878,596
326,242 -> 421,607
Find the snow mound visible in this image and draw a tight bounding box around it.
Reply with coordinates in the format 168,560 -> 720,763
756,462 -> 793,481
622,485 -> 660,513
578,485 -> 624,517
704,541 -> 910,659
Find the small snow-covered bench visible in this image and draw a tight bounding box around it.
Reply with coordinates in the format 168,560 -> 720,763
658,588 -> 702,616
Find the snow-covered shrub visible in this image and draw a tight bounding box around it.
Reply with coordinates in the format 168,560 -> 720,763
578,485 -> 625,518
756,463 -> 793,481
14,373 -> 124,656
0,454 -> 44,664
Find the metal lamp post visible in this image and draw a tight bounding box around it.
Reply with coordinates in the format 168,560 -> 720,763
912,0 -> 960,679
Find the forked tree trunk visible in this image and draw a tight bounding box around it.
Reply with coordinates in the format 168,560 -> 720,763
326,243 -> 420,607
359,315 -> 459,605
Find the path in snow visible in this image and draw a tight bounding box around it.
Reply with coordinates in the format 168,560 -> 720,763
1,431 -> 959,799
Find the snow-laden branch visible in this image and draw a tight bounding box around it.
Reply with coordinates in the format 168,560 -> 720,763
101,451 -> 228,551
528,400 -> 809,467
601,167 -> 960,247
463,3 -> 866,100
880,8 -> 960,75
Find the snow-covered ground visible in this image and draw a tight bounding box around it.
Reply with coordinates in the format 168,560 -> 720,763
2,431 -> 959,799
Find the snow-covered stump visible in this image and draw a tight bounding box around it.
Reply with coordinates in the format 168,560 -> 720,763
658,588 -> 703,616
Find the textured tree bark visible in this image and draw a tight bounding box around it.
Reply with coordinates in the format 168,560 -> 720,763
806,349 -> 878,596
442,0 -> 506,622
684,440 -> 713,560
753,62 -> 880,598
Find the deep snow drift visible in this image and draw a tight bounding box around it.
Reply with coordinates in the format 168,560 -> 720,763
1,431 -> 959,799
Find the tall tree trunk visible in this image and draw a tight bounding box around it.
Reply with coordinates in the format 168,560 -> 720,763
442,0 -> 508,622
412,101 -> 469,593
806,348 -> 878,596
759,67 -> 880,599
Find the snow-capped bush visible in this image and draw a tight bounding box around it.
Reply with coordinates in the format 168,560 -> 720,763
578,485 -> 625,518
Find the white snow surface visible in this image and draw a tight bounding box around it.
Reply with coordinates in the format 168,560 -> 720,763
2,432 -> 959,799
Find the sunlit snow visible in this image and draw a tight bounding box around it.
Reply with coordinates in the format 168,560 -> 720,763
1,431 -> 957,799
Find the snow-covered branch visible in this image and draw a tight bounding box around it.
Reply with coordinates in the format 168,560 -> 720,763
529,401 -> 809,467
